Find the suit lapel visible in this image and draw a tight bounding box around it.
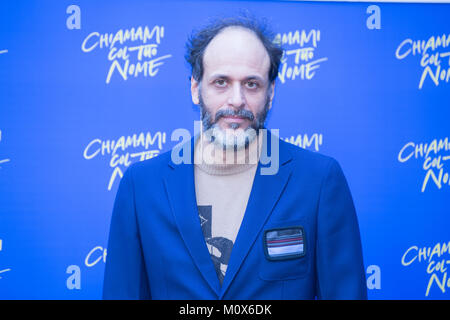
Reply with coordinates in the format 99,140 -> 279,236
163,132 -> 293,298
163,135 -> 221,296
219,132 -> 293,298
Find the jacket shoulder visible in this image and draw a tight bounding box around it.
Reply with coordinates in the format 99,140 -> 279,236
125,147 -> 173,177
280,138 -> 337,171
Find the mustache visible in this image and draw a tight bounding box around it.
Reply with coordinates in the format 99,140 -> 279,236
214,108 -> 255,122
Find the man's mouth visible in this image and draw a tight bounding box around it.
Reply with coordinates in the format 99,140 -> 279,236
221,115 -> 248,123
223,115 -> 246,119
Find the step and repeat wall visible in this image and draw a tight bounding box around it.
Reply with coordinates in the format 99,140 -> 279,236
0,0 -> 449,299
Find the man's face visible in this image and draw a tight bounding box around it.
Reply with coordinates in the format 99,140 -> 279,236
191,26 -> 275,149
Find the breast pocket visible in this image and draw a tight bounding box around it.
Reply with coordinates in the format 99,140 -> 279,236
258,223 -> 310,281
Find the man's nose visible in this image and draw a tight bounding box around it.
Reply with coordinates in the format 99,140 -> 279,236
228,83 -> 245,108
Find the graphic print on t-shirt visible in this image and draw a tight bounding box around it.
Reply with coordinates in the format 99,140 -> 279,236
198,205 -> 233,284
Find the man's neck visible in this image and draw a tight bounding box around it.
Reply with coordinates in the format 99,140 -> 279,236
194,131 -> 263,167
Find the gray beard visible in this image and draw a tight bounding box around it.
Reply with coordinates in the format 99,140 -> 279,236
199,91 -> 271,150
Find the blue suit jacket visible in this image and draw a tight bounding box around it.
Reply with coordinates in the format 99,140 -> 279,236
103,132 -> 367,299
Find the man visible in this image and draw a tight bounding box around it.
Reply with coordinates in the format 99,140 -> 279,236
103,17 -> 367,300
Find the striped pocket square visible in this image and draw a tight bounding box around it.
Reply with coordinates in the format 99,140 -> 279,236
264,226 -> 305,261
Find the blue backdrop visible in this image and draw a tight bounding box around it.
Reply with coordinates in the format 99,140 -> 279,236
0,0 -> 449,299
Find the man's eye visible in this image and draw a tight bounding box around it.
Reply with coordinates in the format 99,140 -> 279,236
214,79 -> 227,87
246,81 -> 259,89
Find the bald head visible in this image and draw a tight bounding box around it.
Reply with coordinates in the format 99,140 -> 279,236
203,27 -> 271,85
185,16 -> 283,83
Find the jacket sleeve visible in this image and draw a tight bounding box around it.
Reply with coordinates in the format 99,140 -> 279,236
102,165 -> 151,300
315,158 -> 367,300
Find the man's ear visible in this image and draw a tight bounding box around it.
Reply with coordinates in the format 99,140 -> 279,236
268,81 -> 275,110
191,76 -> 200,105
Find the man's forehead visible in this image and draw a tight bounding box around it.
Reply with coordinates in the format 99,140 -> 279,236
202,26 -> 271,78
